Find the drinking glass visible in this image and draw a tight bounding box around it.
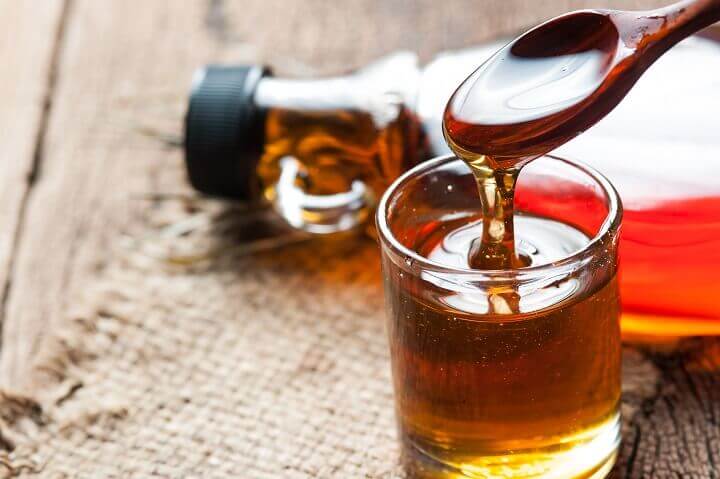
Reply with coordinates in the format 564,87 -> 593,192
377,155 -> 623,479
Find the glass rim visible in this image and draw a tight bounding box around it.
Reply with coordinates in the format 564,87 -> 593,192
376,154 -> 623,279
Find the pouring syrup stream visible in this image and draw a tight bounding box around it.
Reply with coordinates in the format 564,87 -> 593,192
443,0 -> 720,269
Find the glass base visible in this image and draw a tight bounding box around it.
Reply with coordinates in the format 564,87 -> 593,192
401,414 -> 620,479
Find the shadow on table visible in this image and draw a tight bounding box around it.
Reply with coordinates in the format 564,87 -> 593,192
145,200 -> 383,289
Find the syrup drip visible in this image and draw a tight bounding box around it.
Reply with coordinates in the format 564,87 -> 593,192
443,1 -> 720,270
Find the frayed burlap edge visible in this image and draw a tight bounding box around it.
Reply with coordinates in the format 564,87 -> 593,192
0,199 -> 407,478
0,198 -> 662,478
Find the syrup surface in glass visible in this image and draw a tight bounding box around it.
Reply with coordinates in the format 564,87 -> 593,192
386,211 -> 621,478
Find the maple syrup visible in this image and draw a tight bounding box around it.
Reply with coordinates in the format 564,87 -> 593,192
258,106 -> 420,204
387,268 -> 620,479
378,155 -> 622,478
380,9 -> 638,477
442,11 -> 624,269
184,14 -> 720,335
184,55 -> 425,234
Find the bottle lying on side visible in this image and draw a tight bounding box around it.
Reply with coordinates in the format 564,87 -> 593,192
183,33 -> 720,335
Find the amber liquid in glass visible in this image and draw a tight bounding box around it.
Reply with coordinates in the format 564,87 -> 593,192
388,13 -> 624,476
385,215 -> 621,478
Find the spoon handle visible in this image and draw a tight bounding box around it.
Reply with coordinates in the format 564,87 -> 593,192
663,0 -> 720,34
646,0 -> 720,51
613,0 -> 720,70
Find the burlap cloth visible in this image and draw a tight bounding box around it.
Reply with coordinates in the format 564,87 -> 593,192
0,162 -> 659,478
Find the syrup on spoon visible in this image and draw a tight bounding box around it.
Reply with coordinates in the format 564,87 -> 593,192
442,0 -> 720,269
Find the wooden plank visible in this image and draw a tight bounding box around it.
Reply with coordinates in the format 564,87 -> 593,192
614,340 -> 720,478
1,0 -> 667,396
0,1 -> 716,478
219,0 -> 669,74
0,0 -> 66,340
0,0 -> 219,389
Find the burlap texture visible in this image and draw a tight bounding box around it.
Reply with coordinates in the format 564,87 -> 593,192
0,192 -> 408,478
0,175 -> 659,478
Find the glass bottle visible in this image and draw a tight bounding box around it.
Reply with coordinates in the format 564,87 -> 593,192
183,33 -> 720,333
184,53 -> 426,234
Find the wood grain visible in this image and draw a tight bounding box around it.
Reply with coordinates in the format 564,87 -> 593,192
616,341 -> 720,478
0,0 -> 66,345
3,0 -> 670,396
0,1 -> 717,478
0,0 -> 226,388
218,0 -> 669,74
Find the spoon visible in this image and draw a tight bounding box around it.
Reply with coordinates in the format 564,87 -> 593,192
443,0 -> 720,168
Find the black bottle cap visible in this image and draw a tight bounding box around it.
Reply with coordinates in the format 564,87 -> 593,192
184,64 -> 271,200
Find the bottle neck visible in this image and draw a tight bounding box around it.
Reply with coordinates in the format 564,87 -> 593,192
255,76 -> 361,111
253,52 -> 421,128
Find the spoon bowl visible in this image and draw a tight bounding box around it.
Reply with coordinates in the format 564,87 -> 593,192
444,0 -> 720,167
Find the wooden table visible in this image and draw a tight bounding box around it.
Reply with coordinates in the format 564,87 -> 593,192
0,1 -> 717,477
